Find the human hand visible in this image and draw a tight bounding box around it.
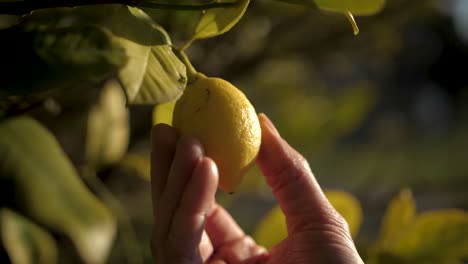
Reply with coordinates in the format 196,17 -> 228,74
150,114 -> 363,264
150,123 -> 267,264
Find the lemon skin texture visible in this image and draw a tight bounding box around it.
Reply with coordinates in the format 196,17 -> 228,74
173,75 -> 261,193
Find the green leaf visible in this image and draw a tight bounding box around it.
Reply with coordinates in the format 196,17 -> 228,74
0,117 -> 116,264
252,205 -> 286,250
11,5 -> 186,104
378,189 -> 416,251
191,0 -> 250,40
89,5 -> 187,104
324,190 -> 363,238
74,5 -> 186,104
0,24 -> 127,96
315,0 -> 385,15
132,45 -> 187,104
388,209 -> 468,260
86,80 -> 130,168
0,208 -> 57,264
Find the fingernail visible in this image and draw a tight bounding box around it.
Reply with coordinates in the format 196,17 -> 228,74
178,136 -> 204,159
259,113 -> 280,137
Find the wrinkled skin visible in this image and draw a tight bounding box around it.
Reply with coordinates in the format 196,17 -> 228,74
150,113 -> 364,264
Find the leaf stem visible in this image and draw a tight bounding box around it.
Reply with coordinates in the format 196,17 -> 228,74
179,36 -> 197,52
345,11 -> 359,35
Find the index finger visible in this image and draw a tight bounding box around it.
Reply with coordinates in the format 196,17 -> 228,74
256,114 -> 334,231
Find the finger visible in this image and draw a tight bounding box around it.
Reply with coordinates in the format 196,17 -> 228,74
209,236 -> 268,264
155,136 -> 203,242
256,113 -> 336,232
168,157 -> 218,261
205,204 -> 244,250
150,124 -> 177,213
200,231 -> 214,262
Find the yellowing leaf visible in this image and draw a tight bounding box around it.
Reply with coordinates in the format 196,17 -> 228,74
378,189 -> 416,250
120,152 -> 151,181
0,117 -> 116,264
86,80 -> 130,168
315,0 -> 385,15
253,190 -> 362,249
0,208 -> 57,264
252,205 -> 287,250
388,209 -> 468,260
325,190 -> 363,238
153,100 -> 176,126
193,0 -> 250,40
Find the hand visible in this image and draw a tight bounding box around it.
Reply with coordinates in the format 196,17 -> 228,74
150,114 -> 364,264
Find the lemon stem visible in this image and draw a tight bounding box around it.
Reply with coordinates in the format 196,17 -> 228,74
174,49 -> 199,84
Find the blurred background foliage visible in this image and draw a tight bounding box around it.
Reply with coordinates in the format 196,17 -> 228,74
1,0 -> 468,263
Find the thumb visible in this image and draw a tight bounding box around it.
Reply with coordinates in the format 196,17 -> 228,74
256,114 -> 344,234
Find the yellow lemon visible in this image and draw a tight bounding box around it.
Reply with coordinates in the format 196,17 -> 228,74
173,74 -> 261,193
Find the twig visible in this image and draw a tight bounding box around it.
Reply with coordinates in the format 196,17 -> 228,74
139,1 -> 238,11
0,0 -> 238,16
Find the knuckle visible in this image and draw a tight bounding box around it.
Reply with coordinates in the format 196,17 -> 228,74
270,152 -> 312,193
320,207 -> 354,242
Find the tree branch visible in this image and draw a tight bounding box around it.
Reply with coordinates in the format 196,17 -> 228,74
0,0 -> 238,16
139,1 -> 238,11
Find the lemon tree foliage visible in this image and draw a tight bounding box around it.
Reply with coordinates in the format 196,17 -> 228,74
82,5 -> 187,104
120,152 -> 152,181
0,117 -> 116,264
0,208 -> 57,264
190,0 -> 250,42
0,24 -> 127,96
377,189 -> 416,250
367,190 -> 468,263
387,210 -> 468,260
86,80 -> 130,168
72,5 -> 187,105
275,0 -> 385,15
0,5 -> 186,104
253,190 -> 363,249
5,1 -> 466,263
325,190 -> 363,238
252,205 -> 286,250
314,0 -> 385,15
